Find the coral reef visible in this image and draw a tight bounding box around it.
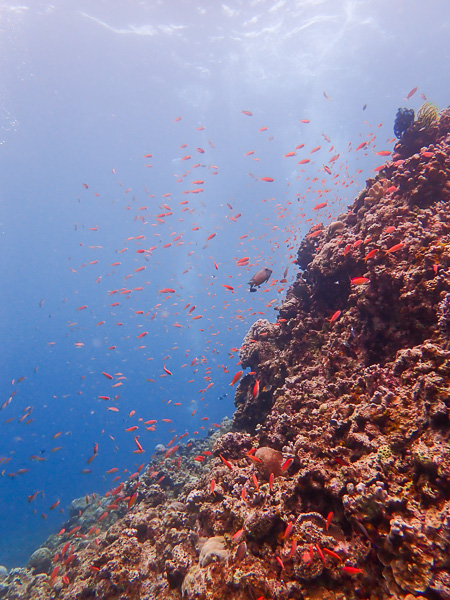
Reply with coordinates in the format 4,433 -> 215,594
2,111 -> 450,600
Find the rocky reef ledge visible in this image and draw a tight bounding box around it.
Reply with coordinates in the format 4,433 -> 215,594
2,110 -> 450,600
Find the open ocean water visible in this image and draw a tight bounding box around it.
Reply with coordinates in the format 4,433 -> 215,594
1,0 -> 449,569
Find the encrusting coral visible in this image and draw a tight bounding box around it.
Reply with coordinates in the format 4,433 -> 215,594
2,110 -> 450,600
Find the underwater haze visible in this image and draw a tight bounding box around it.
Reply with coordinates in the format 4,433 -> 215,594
1,0 -> 449,569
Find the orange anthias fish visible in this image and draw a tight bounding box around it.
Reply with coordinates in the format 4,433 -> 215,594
230,370 -> 243,387
405,86 -> 418,100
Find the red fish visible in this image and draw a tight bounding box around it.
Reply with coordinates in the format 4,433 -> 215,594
364,248 -> 379,261
385,242 -> 405,254
219,454 -> 233,470
326,511 -> 333,531
328,310 -> 341,323
260,177 -> 274,182
230,371 -> 243,387
405,86 -> 418,100
281,457 -> 293,471
232,528 -> 245,542
281,521 -> 294,539
128,492 -> 138,508
342,565 -> 363,575
350,277 -> 370,285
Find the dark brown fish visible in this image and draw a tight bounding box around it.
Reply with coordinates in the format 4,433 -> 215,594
248,268 -> 272,292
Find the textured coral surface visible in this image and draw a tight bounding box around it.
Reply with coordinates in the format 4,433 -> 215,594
2,112 -> 450,600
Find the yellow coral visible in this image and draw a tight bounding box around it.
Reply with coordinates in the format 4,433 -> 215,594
416,102 -> 439,130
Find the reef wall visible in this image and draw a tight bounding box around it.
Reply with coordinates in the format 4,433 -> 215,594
2,109 -> 450,600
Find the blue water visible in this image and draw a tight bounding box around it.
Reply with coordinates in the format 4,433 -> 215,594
1,0 -> 449,569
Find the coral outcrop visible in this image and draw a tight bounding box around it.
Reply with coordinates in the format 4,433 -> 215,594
2,110 -> 450,600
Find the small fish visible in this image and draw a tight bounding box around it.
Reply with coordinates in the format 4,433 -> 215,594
252,379 -> 260,399
342,565 -> 363,575
163,365 -> 173,375
315,544 -> 326,564
49,566 -> 60,585
260,177 -> 274,182
328,310 -> 341,323
326,511 -> 333,531
350,277 -> 370,285
248,268 -> 272,292
269,472 -> 274,492
134,437 -> 144,452
287,537 -> 297,559
281,457 -> 294,471
364,248 -> 379,262
210,479 -> 216,494
385,242 -> 405,254
281,521 -> 294,539
220,454 -> 233,470
241,110 -> 253,116
323,547 -> 342,561
232,528 -> 245,542
313,202 -> 327,210
405,86 -> 418,100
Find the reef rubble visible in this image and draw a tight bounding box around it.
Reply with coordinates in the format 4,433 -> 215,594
2,108 -> 450,600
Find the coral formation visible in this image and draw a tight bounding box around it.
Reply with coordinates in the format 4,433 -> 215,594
2,110 -> 450,600
394,107 -> 415,139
